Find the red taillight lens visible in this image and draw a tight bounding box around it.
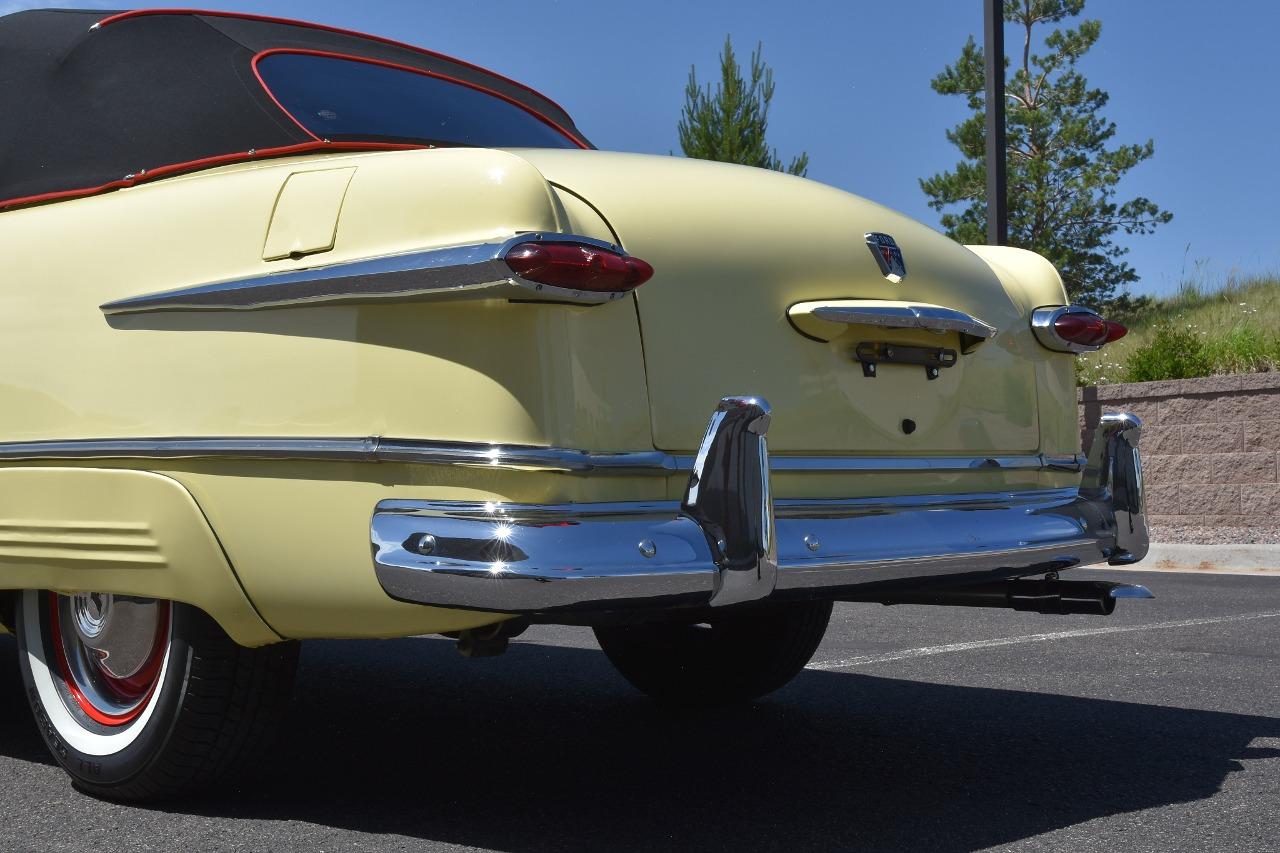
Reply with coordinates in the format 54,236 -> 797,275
504,242 -> 653,293
1103,320 -> 1127,343
1053,312 -> 1110,347
1032,306 -> 1126,352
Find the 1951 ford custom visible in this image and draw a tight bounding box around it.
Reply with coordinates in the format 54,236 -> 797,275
0,7 -> 1149,800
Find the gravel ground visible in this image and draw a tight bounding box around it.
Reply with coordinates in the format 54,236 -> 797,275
1149,521 -> 1280,545
2,569 -> 1278,852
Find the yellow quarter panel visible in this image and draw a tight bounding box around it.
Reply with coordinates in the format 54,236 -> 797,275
261,167 -> 356,261
0,148 -> 650,452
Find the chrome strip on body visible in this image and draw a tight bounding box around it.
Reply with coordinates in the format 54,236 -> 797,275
0,437 -> 1086,474
0,436 -> 665,471
100,233 -> 632,315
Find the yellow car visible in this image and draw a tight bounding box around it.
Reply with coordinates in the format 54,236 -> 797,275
0,7 -> 1148,800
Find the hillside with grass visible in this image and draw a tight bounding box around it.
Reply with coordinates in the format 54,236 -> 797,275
1075,275 -> 1280,386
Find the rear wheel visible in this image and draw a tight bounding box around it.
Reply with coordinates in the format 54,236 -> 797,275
594,600 -> 832,706
16,590 -> 297,801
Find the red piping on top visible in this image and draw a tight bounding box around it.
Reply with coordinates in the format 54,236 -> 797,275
251,48 -> 588,150
93,8 -> 578,122
0,140 -> 425,211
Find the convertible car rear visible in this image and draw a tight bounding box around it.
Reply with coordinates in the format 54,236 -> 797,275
0,8 -> 1147,800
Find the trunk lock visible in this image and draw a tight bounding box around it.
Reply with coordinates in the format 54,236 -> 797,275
855,342 -> 958,380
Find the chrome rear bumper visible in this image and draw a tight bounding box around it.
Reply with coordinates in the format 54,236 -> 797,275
371,398 -> 1147,615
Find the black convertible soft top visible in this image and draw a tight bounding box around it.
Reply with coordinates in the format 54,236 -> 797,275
0,8 -> 591,209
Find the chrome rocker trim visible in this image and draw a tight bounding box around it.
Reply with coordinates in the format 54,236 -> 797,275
370,401 -> 1146,614
100,233 -> 635,315
0,436 -> 1086,474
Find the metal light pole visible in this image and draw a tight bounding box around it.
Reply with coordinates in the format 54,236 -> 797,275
984,0 -> 1008,245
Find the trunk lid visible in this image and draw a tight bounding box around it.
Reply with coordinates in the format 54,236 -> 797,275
517,149 -> 1039,455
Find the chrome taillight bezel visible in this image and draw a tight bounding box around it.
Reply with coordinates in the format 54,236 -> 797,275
1031,305 -> 1110,353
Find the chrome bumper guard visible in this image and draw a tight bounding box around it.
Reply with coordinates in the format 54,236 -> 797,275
371,398 -> 1147,615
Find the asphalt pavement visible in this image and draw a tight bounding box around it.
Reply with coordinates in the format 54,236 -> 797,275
2,568 -> 1278,852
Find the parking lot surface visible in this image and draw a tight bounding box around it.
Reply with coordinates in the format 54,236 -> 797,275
2,568 -> 1278,852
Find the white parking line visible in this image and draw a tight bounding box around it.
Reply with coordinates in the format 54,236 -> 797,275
806,611 -> 1280,671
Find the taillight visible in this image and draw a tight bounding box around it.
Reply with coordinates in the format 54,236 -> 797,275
1031,306 -> 1126,353
1103,320 -> 1128,343
504,241 -> 653,293
1053,312 -> 1108,346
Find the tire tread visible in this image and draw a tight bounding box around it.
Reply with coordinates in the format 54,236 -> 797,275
78,607 -> 298,802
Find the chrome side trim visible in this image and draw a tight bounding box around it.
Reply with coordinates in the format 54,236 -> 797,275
0,437 -> 667,472
0,437 -> 1087,474
100,233 -> 632,315
1031,304 -> 1106,353
810,303 -> 997,340
760,453 -> 1086,473
0,437 -> 378,462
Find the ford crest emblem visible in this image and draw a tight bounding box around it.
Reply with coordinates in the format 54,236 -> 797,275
865,232 -> 906,283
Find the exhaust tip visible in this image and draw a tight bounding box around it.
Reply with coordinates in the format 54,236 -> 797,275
1108,584 -> 1155,600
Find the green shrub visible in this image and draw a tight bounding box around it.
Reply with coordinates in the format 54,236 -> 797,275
1123,324 -> 1214,382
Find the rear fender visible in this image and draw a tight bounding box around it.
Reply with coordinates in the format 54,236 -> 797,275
0,467 -> 279,646
964,245 -> 1069,314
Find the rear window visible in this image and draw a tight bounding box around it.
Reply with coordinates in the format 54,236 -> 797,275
256,52 -> 580,149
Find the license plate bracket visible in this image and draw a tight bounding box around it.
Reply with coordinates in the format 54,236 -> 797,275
855,341 -> 958,380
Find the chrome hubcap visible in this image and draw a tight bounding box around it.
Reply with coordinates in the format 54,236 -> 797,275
69,592 -> 162,680
53,593 -> 169,724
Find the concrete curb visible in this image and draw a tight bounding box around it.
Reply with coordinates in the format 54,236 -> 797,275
1106,543 -> 1280,575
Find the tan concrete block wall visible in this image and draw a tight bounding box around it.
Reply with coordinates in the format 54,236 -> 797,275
1079,374 -> 1280,527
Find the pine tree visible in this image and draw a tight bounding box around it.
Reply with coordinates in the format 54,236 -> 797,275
678,36 -> 809,177
920,0 -> 1171,308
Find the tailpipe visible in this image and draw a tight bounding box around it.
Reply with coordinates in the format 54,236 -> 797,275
866,578 -> 1154,616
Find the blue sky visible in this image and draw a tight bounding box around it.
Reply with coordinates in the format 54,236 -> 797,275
7,0 -> 1277,297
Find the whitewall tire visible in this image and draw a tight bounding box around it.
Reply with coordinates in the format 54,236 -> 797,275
16,590 -> 298,801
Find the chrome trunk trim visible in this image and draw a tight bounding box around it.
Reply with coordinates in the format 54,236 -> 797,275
100,233 -> 633,315
0,437 -> 1086,474
810,303 -> 997,340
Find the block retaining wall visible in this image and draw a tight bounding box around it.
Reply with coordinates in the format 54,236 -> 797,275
1078,374 -> 1280,532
